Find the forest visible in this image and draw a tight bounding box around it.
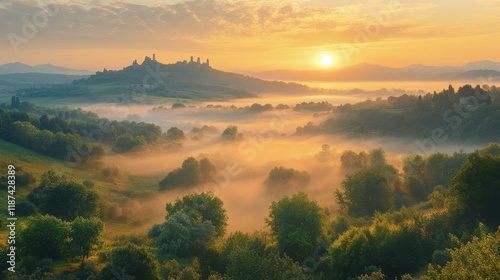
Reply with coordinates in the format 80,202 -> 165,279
1,85 -> 500,279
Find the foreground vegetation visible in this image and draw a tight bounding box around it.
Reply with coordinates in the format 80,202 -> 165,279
1,141 -> 499,279
2,86 -> 500,279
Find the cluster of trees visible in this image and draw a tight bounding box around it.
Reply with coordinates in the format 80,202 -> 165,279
0,116 -> 104,161
221,125 -> 242,141
330,144 -> 500,279
27,171 -> 101,221
264,166 -> 310,191
0,170 -> 105,278
0,102 -> 164,156
159,157 -> 217,191
294,101 -> 333,112
298,84 -> 500,142
3,142 -> 500,279
189,125 -> 219,140
147,192 -> 315,279
153,101 -> 338,114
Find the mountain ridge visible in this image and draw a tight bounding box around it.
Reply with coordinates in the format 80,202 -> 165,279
0,62 -> 93,75
242,60 -> 500,82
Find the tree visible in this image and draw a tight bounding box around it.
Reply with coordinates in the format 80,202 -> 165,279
29,181 -> 100,221
221,125 -> 239,140
266,192 -> 325,262
220,231 -> 308,280
18,215 -> 69,259
70,217 -> 104,261
330,212 -> 433,279
159,157 -> 217,191
166,127 -> 185,141
97,244 -> 162,280
149,192 -> 228,258
427,224 -> 500,279
166,192 -> 227,237
336,167 -> 392,217
449,153 -> 500,226
264,166 -> 310,190
113,133 -> 146,152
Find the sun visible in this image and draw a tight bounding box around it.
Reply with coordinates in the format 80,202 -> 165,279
320,54 -> 333,67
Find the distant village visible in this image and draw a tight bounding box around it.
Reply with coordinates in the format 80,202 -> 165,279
131,54 -> 210,68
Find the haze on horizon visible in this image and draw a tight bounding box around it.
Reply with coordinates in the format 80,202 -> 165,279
1,0 -> 500,72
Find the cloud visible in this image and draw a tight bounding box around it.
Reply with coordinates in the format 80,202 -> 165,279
0,0 -> 379,51
1,0 -> 499,64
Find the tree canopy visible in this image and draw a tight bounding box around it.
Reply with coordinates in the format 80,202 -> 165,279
266,192 -> 325,262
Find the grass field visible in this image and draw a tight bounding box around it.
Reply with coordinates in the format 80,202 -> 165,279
0,138 -> 162,242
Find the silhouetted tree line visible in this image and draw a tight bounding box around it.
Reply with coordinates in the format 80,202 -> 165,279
0,101 -> 163,157
298,84 -> 500,142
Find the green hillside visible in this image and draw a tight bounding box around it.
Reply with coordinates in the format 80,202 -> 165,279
13,57 -> 312,103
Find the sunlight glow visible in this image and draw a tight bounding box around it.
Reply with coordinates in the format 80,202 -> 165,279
320,54 -> 333,67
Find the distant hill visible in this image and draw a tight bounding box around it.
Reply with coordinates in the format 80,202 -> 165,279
0,62 -> 93,75
12,56 -> 312,102
248,60 -> 500,82
453,69 -> 500,80
0,73 -> 89,87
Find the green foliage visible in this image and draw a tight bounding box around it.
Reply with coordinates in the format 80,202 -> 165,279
221,125 -> 240,140
427,224 -> 500,279
0,165 -> 36,188
70,217 -> 104,261
266,192 -> 325,262
449,153 -> 500,226
15,198 -> 38,216
166,192 -> 228,237
294,101 -> 333,112
29,180 -> 100,221
220,231 -> 309,280
330,212 -> 434,279
159,157 -> 217,191
0,105 -> 162,158
97,243 -> 162,280
18,215 -> 70,260
264,166 -> 310,190
0,113 -> 104,160
478,142 -> 500,156
149,192 -> 228,258
301,85 -> 500,142
357,269 -> 386,280
162,258 -> 201,280
336,167 -> 393,217
340,150 -> 369,169
113,133 -> 146,152
167,127 -> 186,141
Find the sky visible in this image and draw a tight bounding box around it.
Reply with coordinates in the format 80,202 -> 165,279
1,0 -> 500,72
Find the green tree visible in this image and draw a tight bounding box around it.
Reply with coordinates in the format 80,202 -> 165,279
149,192 -> 228,257
97,244 -> 162,280
336,167 -> 392,217
449,153 -> 500,226
18,215 -> 69,260
113,133 -> 146,152
264,166 -> 310,190
166,192 -> 227,237
427,224 -> 500,279
266,192 -> 325,262
29,180 -> 100,221
221,125 -> 238,140
159,157 -> 217,191
70,217 -> 104,261
166,127 -> 185,141
220,231 -> 308,280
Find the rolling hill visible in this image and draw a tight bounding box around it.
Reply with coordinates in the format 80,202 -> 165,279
14,56 -> 312,102
0,62 -> 93,75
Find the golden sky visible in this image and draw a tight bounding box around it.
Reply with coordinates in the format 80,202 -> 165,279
1,0 -> 500,72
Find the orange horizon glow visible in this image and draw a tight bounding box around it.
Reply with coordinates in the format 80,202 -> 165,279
0,1 -> 499,72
